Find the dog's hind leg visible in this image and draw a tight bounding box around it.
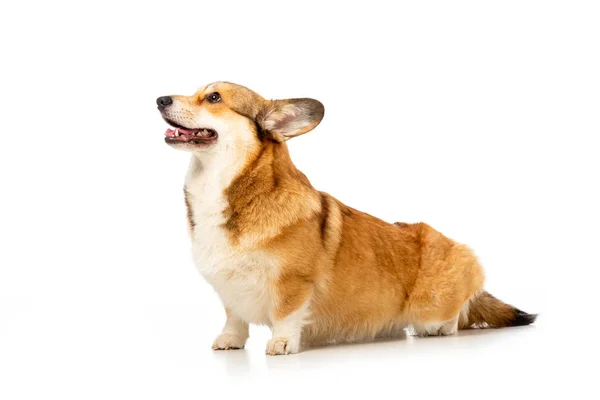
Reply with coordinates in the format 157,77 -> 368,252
412,315 -> 459,337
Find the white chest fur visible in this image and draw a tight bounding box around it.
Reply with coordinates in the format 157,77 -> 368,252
185,155 -> 277,325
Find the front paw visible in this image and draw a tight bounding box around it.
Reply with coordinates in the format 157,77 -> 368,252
212,333 -> 246,350
265,337 -> 299,355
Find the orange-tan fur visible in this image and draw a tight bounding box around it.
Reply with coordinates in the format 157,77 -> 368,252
158,82 -> 536,355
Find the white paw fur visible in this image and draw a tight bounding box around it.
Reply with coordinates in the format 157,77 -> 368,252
212,333 -> 247,350
265,337 -> 300,355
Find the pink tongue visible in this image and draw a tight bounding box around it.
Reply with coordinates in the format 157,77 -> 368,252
164,127 -> 200,137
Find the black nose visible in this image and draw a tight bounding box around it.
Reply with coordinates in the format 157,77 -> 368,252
156,96 -> 173,108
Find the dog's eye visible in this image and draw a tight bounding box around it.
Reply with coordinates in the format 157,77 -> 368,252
207,92 -> 221,103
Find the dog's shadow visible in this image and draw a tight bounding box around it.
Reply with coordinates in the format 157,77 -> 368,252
264,325 -> 536,370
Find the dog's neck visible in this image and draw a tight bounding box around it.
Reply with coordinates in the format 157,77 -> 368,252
185,144 -> 247,193
226,142 -> 312,203
185,141 -> 321,245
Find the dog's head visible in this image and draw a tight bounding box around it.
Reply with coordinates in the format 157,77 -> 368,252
157,82 -> 324,155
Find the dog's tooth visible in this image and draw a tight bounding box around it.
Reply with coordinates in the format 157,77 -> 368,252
174,129 -> 179,137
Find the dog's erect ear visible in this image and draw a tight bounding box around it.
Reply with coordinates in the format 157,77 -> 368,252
258,98 -> 325,142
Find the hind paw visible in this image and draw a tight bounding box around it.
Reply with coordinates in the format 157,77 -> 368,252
414,317 -> 458,337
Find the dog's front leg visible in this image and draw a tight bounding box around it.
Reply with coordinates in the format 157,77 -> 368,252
266,277 -> 312,355
212,308 -> 249,350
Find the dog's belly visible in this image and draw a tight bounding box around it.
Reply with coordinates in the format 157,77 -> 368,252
191,224 -> 276,326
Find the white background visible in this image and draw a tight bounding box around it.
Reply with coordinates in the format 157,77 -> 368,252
1,1 -> 598,398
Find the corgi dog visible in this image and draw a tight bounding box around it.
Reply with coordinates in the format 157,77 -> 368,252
157,82 -> 536,355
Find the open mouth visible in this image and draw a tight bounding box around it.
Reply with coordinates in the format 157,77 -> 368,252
163,119 -> 218,145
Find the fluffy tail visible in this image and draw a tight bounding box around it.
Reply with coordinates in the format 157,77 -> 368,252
461,291 -> 537,328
